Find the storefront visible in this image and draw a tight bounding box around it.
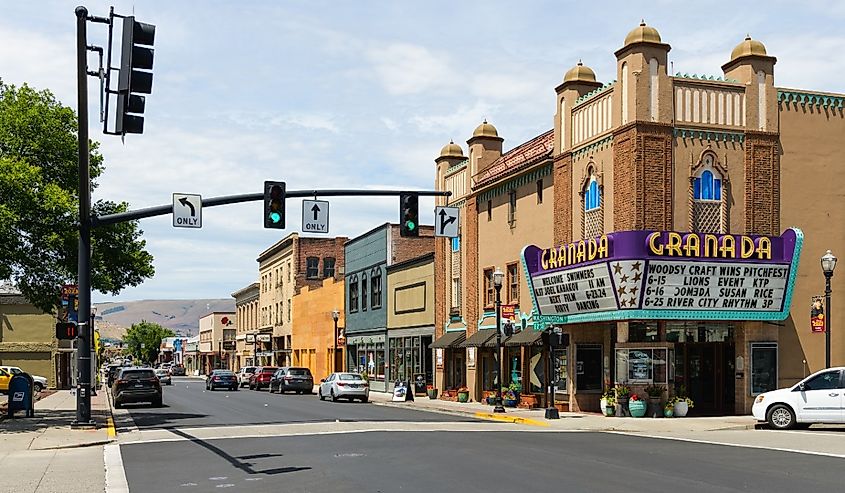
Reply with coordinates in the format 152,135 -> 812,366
387,328 -> 433,388
431,330 -> 466,393
346,332 -> 386,392
522,229 -> 803,414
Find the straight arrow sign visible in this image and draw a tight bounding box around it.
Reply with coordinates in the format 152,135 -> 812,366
302,199 -> 329,234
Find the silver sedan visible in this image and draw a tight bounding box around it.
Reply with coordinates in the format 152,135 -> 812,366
318,373 -> 369,403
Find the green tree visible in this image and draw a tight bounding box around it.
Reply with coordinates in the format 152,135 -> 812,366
123,321 -> 175,364
0,81 -> 154,312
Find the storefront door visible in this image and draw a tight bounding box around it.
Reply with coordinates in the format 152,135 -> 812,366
679,342 -> 735,415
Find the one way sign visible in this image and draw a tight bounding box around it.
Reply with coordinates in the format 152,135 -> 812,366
434,206 -> 459,237
302,199 -> 329,234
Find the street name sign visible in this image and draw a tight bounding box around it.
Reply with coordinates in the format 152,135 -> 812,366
434,206 -> 459,237
173,193 -> 202,228
302,199 -> 329,234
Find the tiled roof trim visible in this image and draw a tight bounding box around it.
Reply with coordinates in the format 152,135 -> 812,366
778,90 -> 845,108
572,134 -> 613,161
473,129 -> 553,188
673,73 -> 740,84
446,159 -> 468,175
575,80 -> 617,106
673,127 -> 745,143
477,163 -> 553,204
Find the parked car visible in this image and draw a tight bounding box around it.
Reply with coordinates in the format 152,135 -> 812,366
112,367 -> 162,408
269,367 -> 314,394
107,364 -> 126,387
753,367 -> 845,429
318,372 -> 369,402
249,367 -> 278,390
170,365 -> 186,376
206,369 -> 238,391
0,366 -> 49,393
237,366 -> 256,388
154,368 -> 172,386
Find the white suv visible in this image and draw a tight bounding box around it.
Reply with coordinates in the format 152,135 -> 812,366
752,367 -> 845,429
238,366 -> 256,388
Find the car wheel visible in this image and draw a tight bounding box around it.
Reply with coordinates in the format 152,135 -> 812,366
33,382 -> 44,393
318,388 -> 324,401
331,389 -> 338,402
767,404 -> 796,430
361,396 -> 368,403
152,398 -> 163,408
114,400 -> 122,409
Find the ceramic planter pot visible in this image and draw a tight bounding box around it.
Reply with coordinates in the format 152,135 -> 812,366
427,389 -> 438,400
647,397 -> 663,418
628,399 -> 647,417
457,391 -> 470,403
663,408 -> 674,418
615,397 -> 630,417
674,401 -> 689,417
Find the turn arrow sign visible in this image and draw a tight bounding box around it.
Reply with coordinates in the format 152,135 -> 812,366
179,197 -> 196,217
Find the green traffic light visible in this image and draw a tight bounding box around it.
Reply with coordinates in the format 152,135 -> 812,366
406,220 -> 416,230
269,212 -> 282,224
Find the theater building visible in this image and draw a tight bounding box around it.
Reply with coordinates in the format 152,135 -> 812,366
433,22 -> 844,414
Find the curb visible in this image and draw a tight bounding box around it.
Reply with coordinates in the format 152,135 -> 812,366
42,438 -> 116,451
474,412 -> 550,427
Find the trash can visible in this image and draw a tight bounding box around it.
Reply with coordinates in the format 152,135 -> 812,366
7,373 -> 35,418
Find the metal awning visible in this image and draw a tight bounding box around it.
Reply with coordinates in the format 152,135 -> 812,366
430,331 -> 466,348
460,329 -> 496,348
504,329 -> 543,347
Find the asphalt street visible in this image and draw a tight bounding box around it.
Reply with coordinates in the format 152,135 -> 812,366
121,377 -> 470,430
120,431 -> 845,493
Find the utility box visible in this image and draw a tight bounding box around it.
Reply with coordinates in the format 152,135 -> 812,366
7,373 -> 35,418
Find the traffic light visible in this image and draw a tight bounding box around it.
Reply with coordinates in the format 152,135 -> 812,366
264,181 -> 286,228
399,192 -> 419,237
115,16 -> 155,135
55,322 -> 79,340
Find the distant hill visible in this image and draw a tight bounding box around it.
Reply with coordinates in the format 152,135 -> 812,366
93,299 -> 236,340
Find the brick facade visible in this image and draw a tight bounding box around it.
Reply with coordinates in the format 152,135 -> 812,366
744,131 -> 781,235
390,225 -> 435,265
553,152 -> 573,245
464,196 -> 479,336
294,237 -> 348,294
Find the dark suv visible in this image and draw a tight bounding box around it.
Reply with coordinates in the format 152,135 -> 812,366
249,367 -> 278,390
112,367 -> 162,408
269,367 -> 314,394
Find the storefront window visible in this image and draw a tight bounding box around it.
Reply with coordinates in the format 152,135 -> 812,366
628,322 -> 659,342
576,345 -> 602,392
354,342 -> 385,381
615,348 -> 669,384
552,347 -> 567,394
506,346 -> 522,388
529,345 -> 544,394
750,342 -> 777,395
481,350 -> 497,391
665,322 -> 733,343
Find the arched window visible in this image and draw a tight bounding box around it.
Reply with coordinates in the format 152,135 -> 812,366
690,152 -> 727,233
693,168 -> 722,201
582,168 -> 603,239
585,177 -> 601,211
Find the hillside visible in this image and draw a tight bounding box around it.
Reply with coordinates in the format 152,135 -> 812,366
93,299 -> 236,340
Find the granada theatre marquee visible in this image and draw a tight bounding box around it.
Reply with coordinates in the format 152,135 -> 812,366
521,228 -> 803,325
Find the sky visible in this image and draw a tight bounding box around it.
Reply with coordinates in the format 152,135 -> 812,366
2,0 -> 844,303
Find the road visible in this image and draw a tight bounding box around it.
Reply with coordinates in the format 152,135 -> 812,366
112,377 -> 845,493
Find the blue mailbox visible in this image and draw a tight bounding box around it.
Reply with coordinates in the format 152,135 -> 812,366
7,373 -> 35,418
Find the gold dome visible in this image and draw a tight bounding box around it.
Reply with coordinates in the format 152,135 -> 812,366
439,140 -> 464,158
564,61 -> 597,83
472,120 -> 499,138
624,20 -> 662,46
730,35 -> 767,62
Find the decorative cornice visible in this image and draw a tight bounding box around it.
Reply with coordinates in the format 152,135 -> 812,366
446,159 -> 468,175
448,198 -> 467,209
673,127 -> 745,143
476,163 -> 553,204
574,80 -> 617,106
778,90 -> 845,109
673,72 -> 739,84
572,134 -> 613,161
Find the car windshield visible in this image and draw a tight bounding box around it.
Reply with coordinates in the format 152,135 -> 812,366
10,368 -> 22,375
122,370 -> 155,380
154,369 -> 168,375
339,373 -> 362,381
213,370 -> 234,376
243,367 -> 256,373
288,369 -> 310,376
261,367 -> 278,373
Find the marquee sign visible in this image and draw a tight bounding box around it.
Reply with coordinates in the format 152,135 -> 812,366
522,228 -> 803,325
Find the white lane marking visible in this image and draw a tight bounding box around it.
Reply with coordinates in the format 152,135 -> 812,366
209,477 -> 228,480
244,478 -> 263,481
757,428 -> 845,438
104,444 -> 130,493
180,483 -> 198,487
606,431 -> 845,459
216,484 -> 235,488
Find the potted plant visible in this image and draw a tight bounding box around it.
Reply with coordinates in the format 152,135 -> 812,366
519,393 -> 539,409
503,383 -> 520,407
614,384 -> 631,417
663,400 -> 674,418
673,386 -> 693,417
628,393 -> 647,417
600,387 -> 616,416
643,384 -> 666,418
484,390 -> 497,405
457,386 -> 470,403
426,385 -> 438,400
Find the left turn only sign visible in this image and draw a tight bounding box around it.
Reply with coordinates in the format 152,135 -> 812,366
173,193 -> 202,228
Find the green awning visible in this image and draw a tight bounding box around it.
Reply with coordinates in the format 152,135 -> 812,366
430,331 -> 466,348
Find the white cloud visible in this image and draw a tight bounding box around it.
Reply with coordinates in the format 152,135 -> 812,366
366,42 -> 455,95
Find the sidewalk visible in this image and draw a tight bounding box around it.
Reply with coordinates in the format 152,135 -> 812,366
0,388 -> 113,493
367,391 -> 758,432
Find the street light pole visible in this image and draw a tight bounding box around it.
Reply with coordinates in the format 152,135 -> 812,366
332,310 -> 340,373
821,250 -> 837,368
493,268 -> 505,413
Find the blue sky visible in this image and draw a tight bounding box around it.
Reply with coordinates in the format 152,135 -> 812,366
2,0 -> 843,302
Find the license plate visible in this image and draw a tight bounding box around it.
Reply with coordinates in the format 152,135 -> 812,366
134,384 -> 143,388
349,384 -> 359,388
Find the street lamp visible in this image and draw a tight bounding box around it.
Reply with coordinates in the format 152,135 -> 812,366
493,268 -> 505,413
332,309 -> 340,373
821,250 -> 837,368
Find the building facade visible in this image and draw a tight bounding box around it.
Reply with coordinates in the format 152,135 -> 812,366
198,312 -> 236,374
291,277 -> 345,383
257,233 -> 347,367
387,253 -> 435,391
345,223 -> 434,392
232,282 -> 260,370
433,22 -> 845,414
0,289 -> 62,389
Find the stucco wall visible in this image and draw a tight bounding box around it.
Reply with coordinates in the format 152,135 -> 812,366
291,278 -> 345,382
387,257 -> 434,330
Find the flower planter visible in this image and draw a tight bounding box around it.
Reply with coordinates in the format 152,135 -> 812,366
519,394 -> 539,409
615,397 -> 630,417
600,398 -> 615,416
503,398 -> 519,407
457,391 -> 470,403
663,407 -> 674,418
628,399 -> 647,417
427,389 -> 438,400
647,397 -> 663,418
673,401 -> 689,417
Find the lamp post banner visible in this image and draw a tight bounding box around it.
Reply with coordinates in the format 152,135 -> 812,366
521,228 -> 803,325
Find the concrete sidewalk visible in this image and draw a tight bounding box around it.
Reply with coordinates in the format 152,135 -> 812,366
0,388 -> 113,493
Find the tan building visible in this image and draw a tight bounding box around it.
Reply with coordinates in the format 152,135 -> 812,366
387,253 -> 435,391
0,289 -> 63,389
198,312 -> 236,374
232,282 -> 260,371
257,233 -> 347,367
433,22 -> 845,415
291,278 -> 345,383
